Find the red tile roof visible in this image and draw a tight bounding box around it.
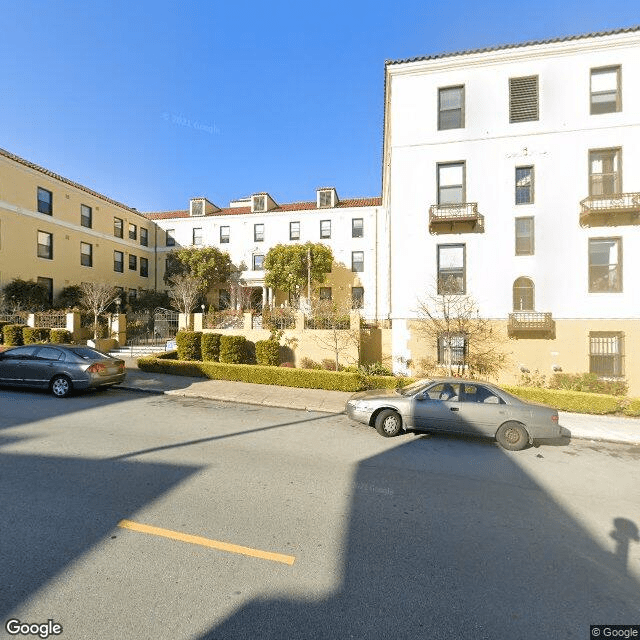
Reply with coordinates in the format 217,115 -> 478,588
144,197 -> 382,220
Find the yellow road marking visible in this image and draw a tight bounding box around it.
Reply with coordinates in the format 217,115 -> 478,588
117,519 -> 295,565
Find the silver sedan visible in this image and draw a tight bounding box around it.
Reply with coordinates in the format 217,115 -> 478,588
0,344 -> 126,397
345,378 -> 564,450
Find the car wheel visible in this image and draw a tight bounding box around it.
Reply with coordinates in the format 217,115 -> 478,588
375,409 -> 403,437
50,375 -> 72,398
496,421 -> 529,451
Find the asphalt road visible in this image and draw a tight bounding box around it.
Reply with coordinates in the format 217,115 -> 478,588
1,387 -> 639,640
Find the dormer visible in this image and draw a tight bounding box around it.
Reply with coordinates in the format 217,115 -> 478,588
251,193 -> 277,213
190,197 -> 220,217
317,187 -> 339,209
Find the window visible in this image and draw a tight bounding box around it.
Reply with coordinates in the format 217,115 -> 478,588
114,218 -> 123,238
129,254 -> 137,271
37,231 -> 53,259
80,242 -> 93,267
515,166 -> 534,204
114,250 -> 124,273
509,75 -> 539,123
352,218 -> 363,238
37,187 -> 52,215
220,226 -> 230,243
438,85 -> 464,130
320,220 -> 331,239
37,277 -> 53,304
437,244 -> 465,294
590,332 -> 623,377
36,347 -> 63,361
591,66 -> 621,115
513,277 -> 535,311
318,190 -> 333,208
140,257 -> 148,277
166,229 -> 176,246
351,286 -> 364,309
589,148 -> 621,196
290,221 -> 300,240
128,288 -> 137,302
319,287 -> 332,300
589,238 -> 621,292
192,227 -> 202,245
351,251 -> 364,272
254,223 -> 264,242
437,162 -> 465,205
253,195 -> 266,212
81,204 -> 92,228
129,223 -> 137,240
253,254 -> 264,270
140,228 -> 148,246
515,217 -> 534,255
437,333 -> 467,366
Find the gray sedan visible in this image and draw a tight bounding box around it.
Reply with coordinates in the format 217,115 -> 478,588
345,378 -> 563,450
0,344 -> 126,397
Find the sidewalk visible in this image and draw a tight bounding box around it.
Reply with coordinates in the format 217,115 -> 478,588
116,358 -> 640,446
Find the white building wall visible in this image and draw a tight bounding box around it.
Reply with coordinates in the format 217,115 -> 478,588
386,30 -> 640,324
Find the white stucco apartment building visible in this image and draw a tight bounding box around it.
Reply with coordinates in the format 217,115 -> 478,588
382,27 -> 640,392
146,189 -> 389,321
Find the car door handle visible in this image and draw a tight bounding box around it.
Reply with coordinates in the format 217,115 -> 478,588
450,407 -> 459,412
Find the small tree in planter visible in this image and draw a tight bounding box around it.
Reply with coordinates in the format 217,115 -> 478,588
168,275 -> 204,330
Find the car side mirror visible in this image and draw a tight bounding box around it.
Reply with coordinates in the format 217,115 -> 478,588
415,392 -> 428,401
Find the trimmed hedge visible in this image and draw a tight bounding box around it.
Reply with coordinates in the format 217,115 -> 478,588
22,327 -> 51,344
201,333 -> 222,362
50,329 -> 73,343
176,331 -> 202,361
3,324 -> 24,346
503,385 -> 621,415
255,339 -> 280,366
220,335 -> 248,364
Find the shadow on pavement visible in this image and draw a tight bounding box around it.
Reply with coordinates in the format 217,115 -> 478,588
199,436 -> 639,639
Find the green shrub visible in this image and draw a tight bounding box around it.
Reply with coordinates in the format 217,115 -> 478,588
360,362 -> 394,377
3,324 -> 24,346
50,329 -> 73,343
503,386 -> 620,415
300,357 -> 322,369
201,333 -> 222,362
220,335 -> 248,364
22,327 -> 51,344
176,331 -> 202,361
255,339 -> 280,366
549,372 -> 628,396
621,398 -> 640,417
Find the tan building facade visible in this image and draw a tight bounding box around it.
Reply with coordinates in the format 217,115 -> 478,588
0,148 -> 158,305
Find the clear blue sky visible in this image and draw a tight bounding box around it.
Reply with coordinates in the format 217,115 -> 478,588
1,1 -> 637,212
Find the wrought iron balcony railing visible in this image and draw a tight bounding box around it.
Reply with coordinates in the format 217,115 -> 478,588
508,312 -> 555,338
429,202 -> 483,232
580,192 -> 640,226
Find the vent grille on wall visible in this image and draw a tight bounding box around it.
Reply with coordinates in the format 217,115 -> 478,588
509,76 -> 539,123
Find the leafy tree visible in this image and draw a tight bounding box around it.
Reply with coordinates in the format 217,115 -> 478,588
128,289 -> 172,312
80,282 -> 118,340
55,285 -> 83,309
164,247 -> 232,288
414,276 -> 508,378
2,279 -> 50,311
264,243 -> 333,304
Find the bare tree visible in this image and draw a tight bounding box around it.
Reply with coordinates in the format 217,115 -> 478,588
80,282 -> 119,340
168,275 -> 204,328
415,277 -> 508,378
308,294 -> 360,371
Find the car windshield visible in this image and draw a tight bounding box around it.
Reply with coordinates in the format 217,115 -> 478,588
69,347 -> 110,360
399,379 -> 433,396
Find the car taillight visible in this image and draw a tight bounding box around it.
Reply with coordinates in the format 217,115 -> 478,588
551,414 -> 558,422
87,363 -> 106,373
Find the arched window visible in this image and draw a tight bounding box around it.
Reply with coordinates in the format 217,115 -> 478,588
513,277 -> 535,311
